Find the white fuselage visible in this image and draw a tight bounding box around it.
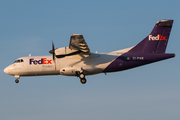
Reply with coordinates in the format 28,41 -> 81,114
4,20 -> 175,84
4,53 -> 119,77
3,47 -> 132,80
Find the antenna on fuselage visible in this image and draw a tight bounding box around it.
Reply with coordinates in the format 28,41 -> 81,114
29,54 -> 31,57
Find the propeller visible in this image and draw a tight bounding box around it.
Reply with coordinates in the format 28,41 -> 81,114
49,41 -> 55,61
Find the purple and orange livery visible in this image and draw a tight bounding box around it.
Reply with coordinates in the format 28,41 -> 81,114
4,19 -> 175,84
30,58 -> 52,65
104,20 -> 175,72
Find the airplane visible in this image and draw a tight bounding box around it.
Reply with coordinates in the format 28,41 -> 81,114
4,19 -> 175,84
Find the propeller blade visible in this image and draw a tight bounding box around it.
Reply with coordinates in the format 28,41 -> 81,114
49,41 -> 56,61
52,41 -> 55,61
52,41 -> 55,51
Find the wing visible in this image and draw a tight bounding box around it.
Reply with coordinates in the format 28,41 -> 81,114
69,34 -> 90,55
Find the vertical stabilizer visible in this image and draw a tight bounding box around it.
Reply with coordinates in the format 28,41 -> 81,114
129,20 -> 173,53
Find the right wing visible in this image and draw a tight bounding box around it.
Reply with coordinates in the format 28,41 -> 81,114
69,34 -> 91,55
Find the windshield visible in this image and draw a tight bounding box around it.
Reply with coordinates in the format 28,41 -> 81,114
14,59 -> 24,63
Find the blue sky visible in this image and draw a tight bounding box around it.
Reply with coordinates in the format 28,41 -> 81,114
0,0 -> 180,120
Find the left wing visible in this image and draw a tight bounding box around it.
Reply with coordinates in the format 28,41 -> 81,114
69,34 -> 90,55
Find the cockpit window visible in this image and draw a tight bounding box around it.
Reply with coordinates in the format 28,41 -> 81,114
14,59 -> 24,63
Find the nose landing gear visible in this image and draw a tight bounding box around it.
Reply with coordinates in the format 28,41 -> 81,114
14,75 -> 20,84
15,79 -> 19,83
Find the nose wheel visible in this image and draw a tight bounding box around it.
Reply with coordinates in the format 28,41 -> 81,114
15,79 -> 19,83
14,75 -> 20,83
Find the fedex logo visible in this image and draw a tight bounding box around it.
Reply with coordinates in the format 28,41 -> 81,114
30,58 -> 52,65
149,34 -> 166,41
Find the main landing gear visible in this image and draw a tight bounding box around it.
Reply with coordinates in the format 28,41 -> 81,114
76,72 -> 87,84
79,73 -> 86,84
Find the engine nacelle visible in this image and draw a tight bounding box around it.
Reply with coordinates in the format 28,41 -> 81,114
55,47 -> 78,55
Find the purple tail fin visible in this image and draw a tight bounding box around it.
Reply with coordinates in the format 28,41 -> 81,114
129,20 -> 173,53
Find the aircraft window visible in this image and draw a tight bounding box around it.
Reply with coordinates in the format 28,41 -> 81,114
14,60 -> 20,63
14,59 -> 24,63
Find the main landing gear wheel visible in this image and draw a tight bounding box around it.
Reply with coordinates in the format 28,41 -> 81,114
80,78 -> 86,84
76,71 -> 87,84
15,79 -> 19,83
79,73 -> 85,79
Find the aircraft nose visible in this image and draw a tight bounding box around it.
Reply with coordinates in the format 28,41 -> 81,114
4,65 -> 14,75
4,67 -> 9,74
